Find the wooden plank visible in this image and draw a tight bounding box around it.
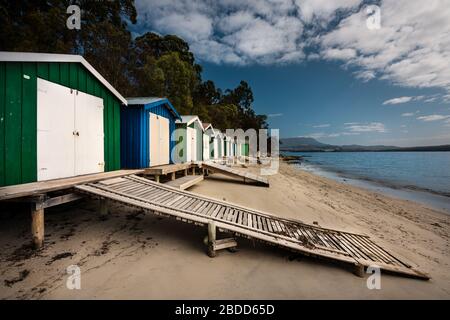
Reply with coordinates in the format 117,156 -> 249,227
202,162 -> 269,186
37,193 -> 84,209
0,170 -> 144,200
213,238 -> 237,251
144,163 -> 193,175
165,175 -> 204,190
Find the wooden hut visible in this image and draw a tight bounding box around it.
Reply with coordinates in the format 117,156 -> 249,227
202,123 -> 212,161
175,116 -> 204,163
120,97 -> 181,168
0,52 -> 126,186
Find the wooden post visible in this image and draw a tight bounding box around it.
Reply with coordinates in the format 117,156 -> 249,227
155,175 -> 160,183
354,263 -> 365,277
184,169 -> 188,176
171,172 -> 176,181
100,198 -> 109,217
31,207 -> 44,249
207,221 -> 216,258
192,167 -> 196,175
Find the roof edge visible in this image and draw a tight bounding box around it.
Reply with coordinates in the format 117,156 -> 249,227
0,51 -> 127,105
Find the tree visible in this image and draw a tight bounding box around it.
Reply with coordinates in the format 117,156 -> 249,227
136,52 -> 197,114
0,2 -> 268,130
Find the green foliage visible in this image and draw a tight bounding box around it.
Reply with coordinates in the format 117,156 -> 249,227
0,1 -> 268,130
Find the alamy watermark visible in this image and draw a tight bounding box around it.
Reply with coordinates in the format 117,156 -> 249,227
66,265 -> 81,290
171,128 -> 280,176
66,5 -> 81,30
366,5 -> 381,30
366,265 -> 381,290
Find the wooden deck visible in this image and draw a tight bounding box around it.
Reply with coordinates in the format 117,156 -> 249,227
75,175 -> 428,279
202,162 -> 269,186
0,170 -> 144,201
165,175 -> 204,190
144,163 -> 194,175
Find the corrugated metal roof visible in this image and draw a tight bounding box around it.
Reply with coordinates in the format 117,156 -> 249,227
126,97 -> 165,105
0,51 -> 127,105
126,97 -> 181,121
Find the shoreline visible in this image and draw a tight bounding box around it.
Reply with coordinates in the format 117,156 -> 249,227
286,158 -> 450,214
0,162 -> 449,299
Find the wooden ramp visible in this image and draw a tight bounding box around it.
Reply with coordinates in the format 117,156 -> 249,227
75,175 -> 428,279
202,162 -> 269,186
165,175 -> 204,190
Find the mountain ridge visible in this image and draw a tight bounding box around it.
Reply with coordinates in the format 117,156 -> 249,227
280,137 -> 450,152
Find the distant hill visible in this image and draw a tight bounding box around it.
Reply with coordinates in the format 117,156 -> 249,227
280,137 -> 334,151
280,137 -> 450,152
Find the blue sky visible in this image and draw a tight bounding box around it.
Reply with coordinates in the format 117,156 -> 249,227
132,0 -> 450,147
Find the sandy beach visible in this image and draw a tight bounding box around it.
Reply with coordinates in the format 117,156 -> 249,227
0,161 -> 449,299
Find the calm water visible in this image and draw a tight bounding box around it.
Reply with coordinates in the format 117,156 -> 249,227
284,151 -> 450,212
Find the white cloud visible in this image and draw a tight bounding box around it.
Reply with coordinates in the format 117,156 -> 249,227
308,132 -> 339,139
135,0 -> 450,93
322,48 -> 356,60
313,123 -> 330,128
295,0 -> 361,23
383,96 -> 413,105
308,131 -> 360,139
344,122 -> 387,133
382,95 -> 426,105
417,114 -> 450,122
267,113 -> 284,117
320,0 -> 450,91
401,112 -> 415,117
354,70 -> 376,82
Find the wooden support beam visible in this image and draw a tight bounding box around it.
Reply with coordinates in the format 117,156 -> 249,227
207,221 -> 216,258
171,172 -> 176,181
213,238 -> 237,251
155,175 -> 160,183
192,167 -> 196,175
354,263 -> 365,277
34,193 -> 84,210
184,169 -> 188,176
31,197 -> 45,249
100,198 -> 109,217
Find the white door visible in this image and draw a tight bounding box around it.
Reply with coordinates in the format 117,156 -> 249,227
158,115 -> 170,165
37,79 -> 75,181
37,78 -> 104,181
75,91 -> 104,175
149,113 -> 159,167
185,127 -> 191,163
187,126 -> 196,162
203,134 -> 210,161
149,113 -> 170,167
213,138 -> 218,159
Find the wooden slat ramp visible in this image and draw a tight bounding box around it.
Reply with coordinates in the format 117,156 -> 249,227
202,162 -> 269,186
75,175 -> 428,279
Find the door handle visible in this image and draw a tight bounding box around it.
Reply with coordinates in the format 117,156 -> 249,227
73,131 -> 80,136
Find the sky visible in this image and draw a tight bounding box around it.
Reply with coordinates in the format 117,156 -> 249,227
130,0 -> 450,147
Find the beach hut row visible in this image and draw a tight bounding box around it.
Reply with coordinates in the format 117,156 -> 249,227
0,52 -> 249,187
